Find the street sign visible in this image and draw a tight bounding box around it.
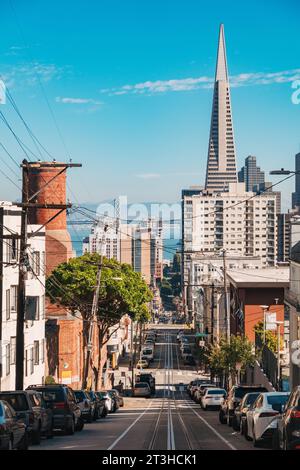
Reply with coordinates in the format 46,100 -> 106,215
266,312 -> 277,330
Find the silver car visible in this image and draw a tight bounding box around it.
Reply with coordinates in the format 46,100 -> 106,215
133,382 -> 151,398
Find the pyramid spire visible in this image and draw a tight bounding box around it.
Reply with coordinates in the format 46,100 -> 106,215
205,24 -> 237,192
215,24 -> 228,82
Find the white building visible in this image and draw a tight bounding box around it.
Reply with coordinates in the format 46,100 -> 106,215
0,202 -> 46,390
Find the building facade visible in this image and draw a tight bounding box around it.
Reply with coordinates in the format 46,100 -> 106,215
0,203 -> 46,390
292,152 -> 300,209
238,155 -> 265,192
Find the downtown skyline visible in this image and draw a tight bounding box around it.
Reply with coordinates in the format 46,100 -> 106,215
0,0 -> 299,210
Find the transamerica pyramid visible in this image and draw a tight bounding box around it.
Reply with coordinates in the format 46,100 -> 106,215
205,24 -> 237,192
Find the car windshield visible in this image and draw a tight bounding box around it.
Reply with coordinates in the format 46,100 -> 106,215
0,393 -> 29,411
234,388 -> 266,399
74,391 -> 86,400
40,389 -> 65,402
135,383 -> 149,389
207,389 -> 226,395
244,393 -> 260,405
267,395 -> 289,406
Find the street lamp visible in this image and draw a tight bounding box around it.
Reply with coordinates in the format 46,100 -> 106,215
260,305 -> 269,345
275,321 -> 284,391
270,169 -> 299,175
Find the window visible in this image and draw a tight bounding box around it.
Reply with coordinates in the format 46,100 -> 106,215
6,289 -> 10,320
6,344 -> 10,375
6,238 -> 18,263
10,337 -> 16,365
34,341 -> 39,365
40,295 -> 45,320
41,339 -> 45,363
30,348 -> 34,374
25,296 -> 39,321
10,286 -> 18,313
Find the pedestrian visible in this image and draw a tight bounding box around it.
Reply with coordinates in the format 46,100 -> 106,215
118,380 -> 124,393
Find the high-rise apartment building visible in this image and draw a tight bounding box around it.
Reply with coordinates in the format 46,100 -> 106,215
205,24 -> 237,192
238,155 -> 265,192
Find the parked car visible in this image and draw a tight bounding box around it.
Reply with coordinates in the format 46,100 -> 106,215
233,392 -> 262,433
26,384 -> 82,435
219,385 -> 268,426
273,385 -> 300,450
88,390 -> 106,420
0,400 -> 29,450
141,346 -> 154,363
95,392 -> 109,417
133,382 -> 151,398
137,359 -> 149,369
0,390 -> 53,444
107,391 -> 119,412
99,391 -> 113,413
110,389 -> 124,407
188,379 -> 210,397
245,392 -> 290,447
201,388 -> 227,410
194,384 -> 216,403
74,390 -> 93,423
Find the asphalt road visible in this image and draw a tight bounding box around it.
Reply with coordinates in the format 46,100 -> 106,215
31,327 -> 266,451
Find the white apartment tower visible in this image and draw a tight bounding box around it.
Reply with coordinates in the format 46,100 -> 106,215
205,24 -> 237,192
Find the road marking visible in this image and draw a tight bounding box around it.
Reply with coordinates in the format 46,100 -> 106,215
187,404 -> 237,450
107,401 -> 153,450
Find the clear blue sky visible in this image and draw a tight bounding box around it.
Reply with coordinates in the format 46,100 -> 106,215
0,0 -> 299,210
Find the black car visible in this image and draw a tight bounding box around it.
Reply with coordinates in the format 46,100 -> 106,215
219,385 -> 268,426
0,390 -> 53,444
273,385 -> 300,450
0,400 -> 28,450
232,392 -> 262,432
26,384 -> 82,435
87,391 -> 106,420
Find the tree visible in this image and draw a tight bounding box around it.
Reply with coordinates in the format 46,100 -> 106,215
254,321 -> 281,353
46,253 -> 152,389
206,335 -> 255,386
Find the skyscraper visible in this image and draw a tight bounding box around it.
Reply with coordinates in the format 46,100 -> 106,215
238,155 -> 265,192
205,24 -> 237,192
292,153 -> 300,208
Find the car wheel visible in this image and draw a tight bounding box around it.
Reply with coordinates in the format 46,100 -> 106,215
272,429 -> 280,450
18,432 -> 29,450
31,425 -> 41,445
244,422 -> 252,441
232,416 -> 240,431
253,428 -> 261,448
65,418 -> 75,436
46,423 -> 54,439
219,409 -> 227,424
76,417 -> 84,432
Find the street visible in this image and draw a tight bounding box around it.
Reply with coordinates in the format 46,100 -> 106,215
31,327 -> 264,451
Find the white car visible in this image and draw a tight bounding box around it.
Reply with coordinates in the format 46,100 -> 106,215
102,391 -> 113,412
245,392 -> 290,447
201,388 -> 227,410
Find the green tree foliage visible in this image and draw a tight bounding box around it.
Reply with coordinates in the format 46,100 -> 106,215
254,321 -> 282,353
46,254 -> 153,387
206,335 -> 255,384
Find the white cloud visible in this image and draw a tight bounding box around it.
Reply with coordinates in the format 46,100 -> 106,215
56,96 -> 102,105
135,173 -> 161,179
0,62 -> 63,89
101,68 -> 300,96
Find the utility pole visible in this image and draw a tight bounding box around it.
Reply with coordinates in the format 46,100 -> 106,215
15,161 -> 29,390
82,224 -> 108,390
15,160 -> 81,390
211,282 -> 214,344
221,249 -> 230,342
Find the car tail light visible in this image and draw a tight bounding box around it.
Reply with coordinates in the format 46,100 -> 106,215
291,410 -> 300,419
259,411 -> 278,418
54,402 -> 67,410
